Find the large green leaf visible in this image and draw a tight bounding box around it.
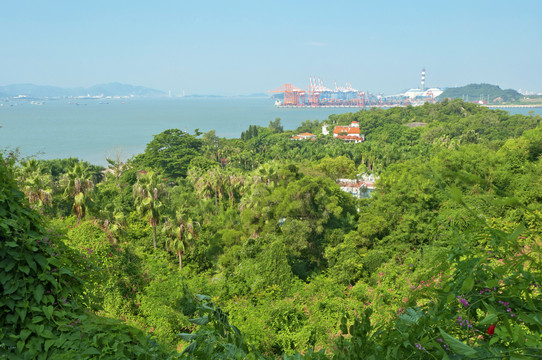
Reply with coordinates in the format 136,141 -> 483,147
42,305 -> 53,320
438,328 -> 478,358
180,340 -> 197,355
178,333 -> 196,342
195,294 -> 211,301
461,277 -> 474,293
44,339 -> 56,352
478,313 -> 498,326
189,316 -> 210,326
34,254 -> 48,270
20,329 -> 32,342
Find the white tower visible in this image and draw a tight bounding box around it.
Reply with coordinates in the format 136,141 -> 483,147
421,68 -> 426,92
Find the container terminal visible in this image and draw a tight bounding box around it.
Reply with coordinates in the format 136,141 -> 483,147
269,69 -> 443,108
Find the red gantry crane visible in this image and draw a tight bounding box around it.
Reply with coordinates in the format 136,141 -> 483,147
268,83 -> 305,106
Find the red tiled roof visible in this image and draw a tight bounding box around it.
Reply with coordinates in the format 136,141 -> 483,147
336,135 -> 363,140
334,126 -> 360,135
292,133 -> 316,140
338,180 -> 375,189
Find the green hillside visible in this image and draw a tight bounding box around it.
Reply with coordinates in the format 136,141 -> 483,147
438,83 -> 521,103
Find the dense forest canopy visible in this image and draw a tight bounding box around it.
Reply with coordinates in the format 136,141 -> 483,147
1,99 -> 541,359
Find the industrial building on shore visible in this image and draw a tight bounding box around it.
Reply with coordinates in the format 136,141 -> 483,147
270,69 -> 442,107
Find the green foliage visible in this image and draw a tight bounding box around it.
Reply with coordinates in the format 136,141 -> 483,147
62,162 -> 95,226
189,156 -> 220,172
268,118 -> 284,134
37,157 -> 104,183
16,158 -> 53,211
134,129 -> 203,179
179,294 -> 264,359
133,171 -> 167,249
334,217 -> 542,359
241,125 -> 264,141
4,104 -> 542,358
316,156 -> 356,180
295,119 -> 321,134
0,155 -> 176,359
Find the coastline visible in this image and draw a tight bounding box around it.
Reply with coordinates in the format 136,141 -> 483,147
483,104 -> 542,108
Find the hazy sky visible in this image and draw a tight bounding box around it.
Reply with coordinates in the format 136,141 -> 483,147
2,0 -> 541,95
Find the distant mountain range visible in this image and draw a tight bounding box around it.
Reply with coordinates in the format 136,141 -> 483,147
0,82 -> 166,98
183,92 -> 269,99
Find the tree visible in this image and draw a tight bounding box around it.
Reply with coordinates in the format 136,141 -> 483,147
268,118 -> 284,133
134,129 -> 202,179
241,125 -> 261,141
17,158 -> 53,211
202,130 -> 221,161
133,171 -> 166,249
295,119 -> 320,134
95,200 -> 126,244
316,156 -> 356,180
255,162 -> 279,186
105,152 -> 124,186
163,210 -> 199,270
62,163 -> 94,226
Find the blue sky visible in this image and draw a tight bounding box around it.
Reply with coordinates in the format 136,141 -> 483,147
2,0 -> 541,95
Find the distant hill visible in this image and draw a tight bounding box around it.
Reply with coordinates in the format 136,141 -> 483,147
238,93 -> 269,98
438,83 -> 521,103
85,83 -> 165,97
183,94 -> 226,98
182,93 -> 269,98
0,82 -> 165,98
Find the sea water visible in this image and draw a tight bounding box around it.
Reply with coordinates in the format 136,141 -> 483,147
0,97 -> 540,166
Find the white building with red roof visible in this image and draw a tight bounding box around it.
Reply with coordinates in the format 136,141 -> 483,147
337,174 -> 377,198
333,121 -> 365,143
291,132 -> 316,141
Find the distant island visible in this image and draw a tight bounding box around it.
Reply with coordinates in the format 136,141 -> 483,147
0,82 -> 166,99
437,83 -> 542,105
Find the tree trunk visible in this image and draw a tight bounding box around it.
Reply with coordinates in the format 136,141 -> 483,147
178,251 -> 182,270
152,226 -> 157,249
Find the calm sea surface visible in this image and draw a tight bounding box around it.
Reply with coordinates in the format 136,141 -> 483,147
1,97 -> 540,166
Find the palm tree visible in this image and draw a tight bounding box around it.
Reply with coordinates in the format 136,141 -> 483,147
17,159 -> 53,211
225,170 -> 246,206
63,163 -> 94,226
96,203 -> 126,244
255,162 -> 278,186
105,154 -> 124,186
133,171 -> 165,249
163,209 -> 199,270
191,168 -> 222,214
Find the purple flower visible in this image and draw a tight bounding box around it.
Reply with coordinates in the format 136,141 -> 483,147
457,296 -> 469,307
